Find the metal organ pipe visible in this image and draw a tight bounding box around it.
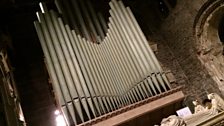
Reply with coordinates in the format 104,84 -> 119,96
70,0 -> 92,42
108,9 -> 147,77
34,21 -> 64,107
49,11 -> 94,121
82,40 -> 117,112
98,12 -> 108,35
110,1 -> 151,75
70,31 -> 102,117
36,12 -> 80,124
109,22 -> 143,101
102,37 -> 132,104
86,0 -> 105,39
89,42 -> 123,108
34,22 -> 71,125
55,0 -> 80,35
106,31 -> 138,103
79,0 -> 99,42
99,41 -> 128,106
124,5 -> 171,90
34,0 -> 172,125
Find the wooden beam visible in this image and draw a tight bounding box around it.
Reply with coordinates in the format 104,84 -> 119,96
93,90 -> 184,126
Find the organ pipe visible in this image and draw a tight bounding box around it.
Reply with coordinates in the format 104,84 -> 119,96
34,0 -> 172,125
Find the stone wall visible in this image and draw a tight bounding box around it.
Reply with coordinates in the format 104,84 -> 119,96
157,0 -> 222,104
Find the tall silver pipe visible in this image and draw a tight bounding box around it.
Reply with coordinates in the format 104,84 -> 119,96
102,39 -> 132,105
70,0 -> 92,42
115,1 -> 170,92
48,10 -> 92,121
108,14 -> 145,101
111,1 -> 151,76
116,1 -> 156,73
79,40 -> 102,97
108,27 -> 148,100
36,12 -> 83,124
109,4 -> 147,77
108,18 -> 142,101
103,37 -> 124,92
109,24 -> 139,102
111,0 -> 167,91
106,30 -> 139,102
58,17 -> 103,118
126,6 -> 161,72
82,40 -> 117,111
104,36 -> 134,104
137,82 -> 147,98
64,25 -> 90,98
79,0 -> 99,42
110,3 -> 165,98
70,30 -> 95,96
78,37 -> 109,114
65,25 -> 105,117
97,41 -> 118,97
142,80 -> 151,97
76,38 -> 100,94
98,12 -> 108,34
116,1 -> 171,91
147,77 -> 158,95
50,10 -> 95,120
94,42 -> 117,108
97,41 -> 127,106
57,17 -> 85,98
106,31 -> 130,87
123,4 -> 171,89
109,10 -> 145,79
86,0 -> 105,39
92,43 -> 120,109
36,12 -> 72,104
34,22 -> 71,125
55,0 -> 80,35
77,35 -> 107,114
89,42 -> 123,108
45,11 -> 78,100
126,6 -> 171,90
34,21 -> 65,106
99,41 -> 127,106
54,0 -> 63,14
70,30 -> 102,116
108,19 -> 141,84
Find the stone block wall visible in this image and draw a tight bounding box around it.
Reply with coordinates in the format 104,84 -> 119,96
156,0 -> 222,104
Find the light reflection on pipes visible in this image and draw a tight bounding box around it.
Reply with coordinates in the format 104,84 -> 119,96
55,110 -> 66,126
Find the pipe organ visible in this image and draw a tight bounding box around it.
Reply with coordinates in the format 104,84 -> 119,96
34,0 -> 172,125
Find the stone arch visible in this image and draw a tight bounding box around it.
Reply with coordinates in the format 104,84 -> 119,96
194,0 -> 224,93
